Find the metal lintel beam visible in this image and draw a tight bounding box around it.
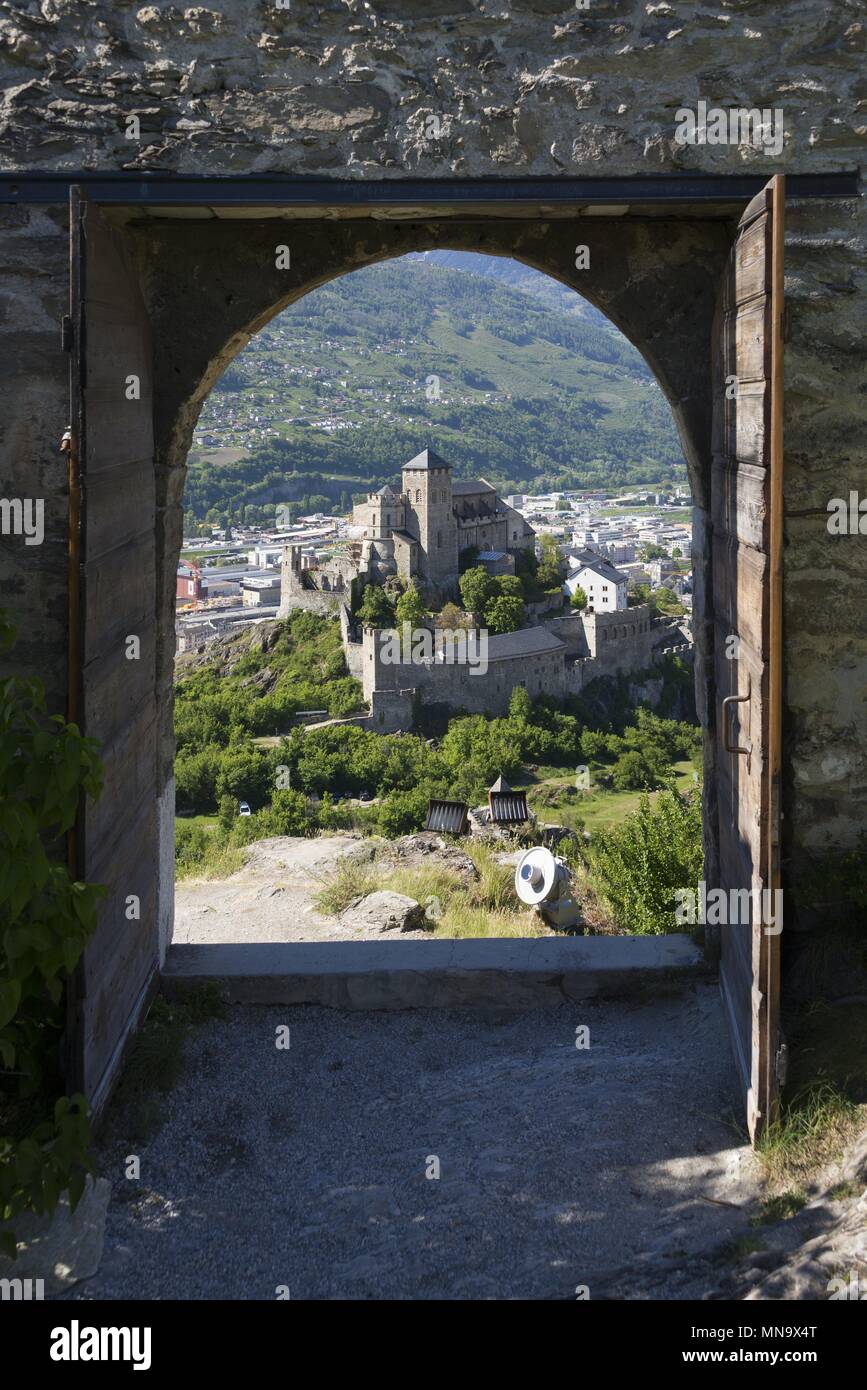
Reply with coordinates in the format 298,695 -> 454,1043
0,171 -> 858,205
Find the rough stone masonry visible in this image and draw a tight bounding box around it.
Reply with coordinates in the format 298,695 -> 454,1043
0,2 -> 865,997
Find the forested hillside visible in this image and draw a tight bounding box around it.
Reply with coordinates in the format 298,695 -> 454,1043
184,254 -> 686,524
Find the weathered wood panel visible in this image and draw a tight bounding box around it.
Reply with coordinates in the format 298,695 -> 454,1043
68,189 -> 159,1110
712,176 -> 784,1142
710,457 -> 768,552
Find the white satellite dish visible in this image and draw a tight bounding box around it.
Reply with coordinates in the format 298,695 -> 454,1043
515,846 -> 560,905
515,846 -> 582,930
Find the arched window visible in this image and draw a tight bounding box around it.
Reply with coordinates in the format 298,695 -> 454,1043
415,489 -> 421,503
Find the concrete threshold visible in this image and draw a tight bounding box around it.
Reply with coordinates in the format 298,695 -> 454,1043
161,935 -> 708,1009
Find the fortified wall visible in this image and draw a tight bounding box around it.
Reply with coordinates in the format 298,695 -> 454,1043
276,543 -> 355,617
354,602 -> 670,721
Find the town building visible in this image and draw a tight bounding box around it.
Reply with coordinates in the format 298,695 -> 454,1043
564,553 -> 629,611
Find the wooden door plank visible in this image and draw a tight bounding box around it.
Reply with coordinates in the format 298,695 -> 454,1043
67,187 -> 159,1110
713,175 -> 784,1143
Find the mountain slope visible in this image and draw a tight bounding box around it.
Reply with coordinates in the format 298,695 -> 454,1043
185,255 -> 686,523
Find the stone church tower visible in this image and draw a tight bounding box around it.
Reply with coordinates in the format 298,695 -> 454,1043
401,448 -> 460,588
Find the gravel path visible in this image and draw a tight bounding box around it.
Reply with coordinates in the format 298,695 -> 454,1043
64,984 -> 760,1301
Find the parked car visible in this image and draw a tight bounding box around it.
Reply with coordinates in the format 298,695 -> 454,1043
238,801 -> 252,817
359,790 -> 372,802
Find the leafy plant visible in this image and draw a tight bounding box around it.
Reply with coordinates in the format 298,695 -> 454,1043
0,613 -> 104,1257
575,787 -> 703,935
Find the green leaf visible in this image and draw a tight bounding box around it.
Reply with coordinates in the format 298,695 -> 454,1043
0,979 -> 21,1030
62,937 -> 82,974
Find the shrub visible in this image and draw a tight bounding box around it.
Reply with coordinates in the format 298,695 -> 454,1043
377,787 -> 430,838
314,860 -> 379,915
579,788 -> 703,935
175,820 -> 212,872
261,788 -> 317,837
0,615 -> 104,1256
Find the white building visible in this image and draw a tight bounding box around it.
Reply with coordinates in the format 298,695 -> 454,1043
565,555 -> 629,612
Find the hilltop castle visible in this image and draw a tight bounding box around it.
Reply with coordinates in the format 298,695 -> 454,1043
278,447 -> 534,611
353,447 -> 535,590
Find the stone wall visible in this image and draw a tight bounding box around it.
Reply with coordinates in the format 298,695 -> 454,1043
276,544 -> 344,618
0,1 -> 865,979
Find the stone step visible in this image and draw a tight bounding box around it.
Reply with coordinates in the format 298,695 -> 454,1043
162,935 -> 709,1010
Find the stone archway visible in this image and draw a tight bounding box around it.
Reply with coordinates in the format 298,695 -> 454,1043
66,191 -> 789,1123
125,211 -> 733,878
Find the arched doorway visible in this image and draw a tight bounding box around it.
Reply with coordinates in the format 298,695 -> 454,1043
67,181 -> 783,1139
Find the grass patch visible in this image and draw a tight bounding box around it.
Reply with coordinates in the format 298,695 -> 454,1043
104,987 -> 226,1145
728,1235 -> 768,1261
312,842 -> 545,938
756,1082 -> 860,1193
755,1000 -> 867,1192
750,1191 -> 807,1226
520,760 -> 697,833
382,844 -> 544,938
175,839 -> 247,881
313,858 -> 379,915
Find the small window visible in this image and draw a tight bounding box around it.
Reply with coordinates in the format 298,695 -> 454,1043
416,489 -> 421,502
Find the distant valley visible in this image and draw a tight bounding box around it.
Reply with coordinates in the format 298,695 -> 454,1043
184,253 -> 687,525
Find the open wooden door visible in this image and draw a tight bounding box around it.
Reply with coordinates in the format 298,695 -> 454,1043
66,188 -> 160,1112
712,175 -> 785,1142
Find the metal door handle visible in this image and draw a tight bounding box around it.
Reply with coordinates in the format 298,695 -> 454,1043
722,676 -> 752,759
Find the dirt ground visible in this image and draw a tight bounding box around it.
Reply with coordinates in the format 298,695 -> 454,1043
174,833 -> 535,944
174,835 -> 435,943
61,985 -> 767,1301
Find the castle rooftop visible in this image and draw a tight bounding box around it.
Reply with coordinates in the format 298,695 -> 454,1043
403,447 -> 451,471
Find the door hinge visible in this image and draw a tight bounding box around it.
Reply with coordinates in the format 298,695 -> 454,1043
775,1039 -> 788,1087
61,314 -> 73,352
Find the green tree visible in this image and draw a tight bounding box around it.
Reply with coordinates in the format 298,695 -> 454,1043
214,745 -> 272,809
459,566 -> 497,616
508,685 -> 533,723
484,594 -> 524,635
260,788 -> 315,837
395,582 -> 426,630
495,574 -> 524,598
218,794 -> 236,831
438,602 -> 467,629
653,586 -> 686,617
356,585 -> 395,628
377,787 -> 430,838
570,584 -> 588,611
611,749 -> 652,790
536,534 -> 565,590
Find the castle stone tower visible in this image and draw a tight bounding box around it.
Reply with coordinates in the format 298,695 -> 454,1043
401,447 -> 459,587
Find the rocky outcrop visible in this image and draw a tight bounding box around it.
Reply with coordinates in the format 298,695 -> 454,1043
339,890 -> 427,934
